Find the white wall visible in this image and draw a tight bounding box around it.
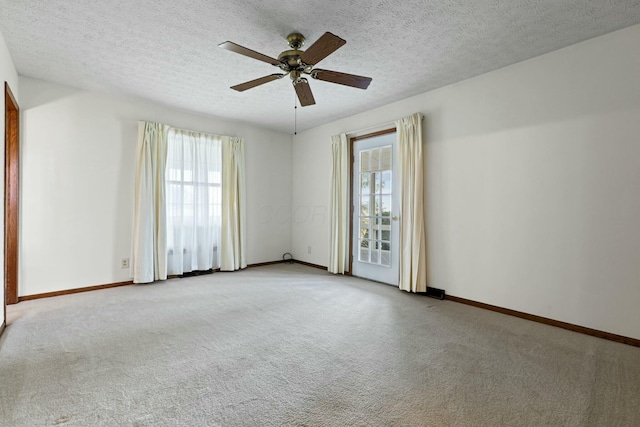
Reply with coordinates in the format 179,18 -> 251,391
0,29 -> 19,328
292,24 -> 640,340
19,77 -> 292,296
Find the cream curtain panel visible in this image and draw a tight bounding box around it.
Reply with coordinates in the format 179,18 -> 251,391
165,129 -> 222,275
328,133 -> 350,274
133,123 -> 244,281
396,113 -> 427,292
132,122 -> 169,283
220,136 -> 247,271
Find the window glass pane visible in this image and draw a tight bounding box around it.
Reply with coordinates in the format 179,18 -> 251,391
381,217 -> 391,226
165,129 -> 222,274
208,170 -> 221,184
381,230 -> 390,241
374,172 -> 381,193
184,185 -> 194,205
167,168 -> 181,181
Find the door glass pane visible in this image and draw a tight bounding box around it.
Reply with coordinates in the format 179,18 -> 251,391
370,149 -> 380,171
371,228 -> 378,240
380,171 -> 392,194
357,145 -> 393,267
381,247 -> 391,266
359,239 -> 370,262
360,173 -> 371,195
380,195 -> 391,217
370,244 -> 380,264
380,146 -> 392,170
360,218 -> 370,239
373,195 -> 382,216
360,196 -> 370,216
360,151 -> 371,172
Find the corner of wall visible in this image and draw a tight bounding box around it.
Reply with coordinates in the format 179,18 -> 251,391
0,27 -> 20,326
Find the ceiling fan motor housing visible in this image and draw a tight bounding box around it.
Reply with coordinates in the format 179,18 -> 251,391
278,49 -> 304,69
286,33 -> 305,49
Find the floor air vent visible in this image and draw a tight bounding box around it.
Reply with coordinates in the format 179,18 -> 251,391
423,287 -> 445,300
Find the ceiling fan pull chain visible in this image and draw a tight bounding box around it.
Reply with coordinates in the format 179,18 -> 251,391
293,92 -> 298,135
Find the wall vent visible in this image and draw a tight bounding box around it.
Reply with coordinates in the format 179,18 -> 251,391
422,287 -> 445,300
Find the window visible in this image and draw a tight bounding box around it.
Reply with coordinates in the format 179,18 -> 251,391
165,129 -> 222,275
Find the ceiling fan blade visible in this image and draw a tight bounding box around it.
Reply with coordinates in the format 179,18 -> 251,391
218,41 -> 281,66
231,74 -> 285,92
311,69 -> 372,89
299,32 -> 346,66
294,80 -> 316,106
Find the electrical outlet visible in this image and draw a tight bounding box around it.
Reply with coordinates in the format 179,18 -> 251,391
307,246 -> 311,254
121,258 -> 129,269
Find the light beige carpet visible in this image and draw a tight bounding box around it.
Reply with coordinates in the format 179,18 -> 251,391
1,264 -> 639,426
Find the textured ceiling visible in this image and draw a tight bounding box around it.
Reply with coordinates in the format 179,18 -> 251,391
1,0 -> 640,134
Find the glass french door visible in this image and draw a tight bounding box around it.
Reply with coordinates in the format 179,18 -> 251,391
351,131 -> 399,286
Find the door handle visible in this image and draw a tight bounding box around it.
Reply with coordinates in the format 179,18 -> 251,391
391,216 -> 398,221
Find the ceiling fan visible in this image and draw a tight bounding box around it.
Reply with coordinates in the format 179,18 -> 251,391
218,32 -> 372,107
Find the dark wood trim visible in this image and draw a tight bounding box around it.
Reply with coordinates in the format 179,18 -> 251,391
4,83 -> 17,113
294,260 -> 327,271
246,260 -> 287,268
348,127 -> 397,275
350,127 -> 396,142
347,134 -> 354,275
4,82 -> 20,310
16,260 -> 287,301
18,281 -> 134,302
446,294 -> 640,348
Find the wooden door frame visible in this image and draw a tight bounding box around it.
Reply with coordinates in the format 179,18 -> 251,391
5,81 -> 19,311
347,127 -> 397,274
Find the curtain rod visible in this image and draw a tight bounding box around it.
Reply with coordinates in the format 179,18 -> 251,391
139,120 -> 236,139
344,113 -> 423,136
168,125 -> 229,139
